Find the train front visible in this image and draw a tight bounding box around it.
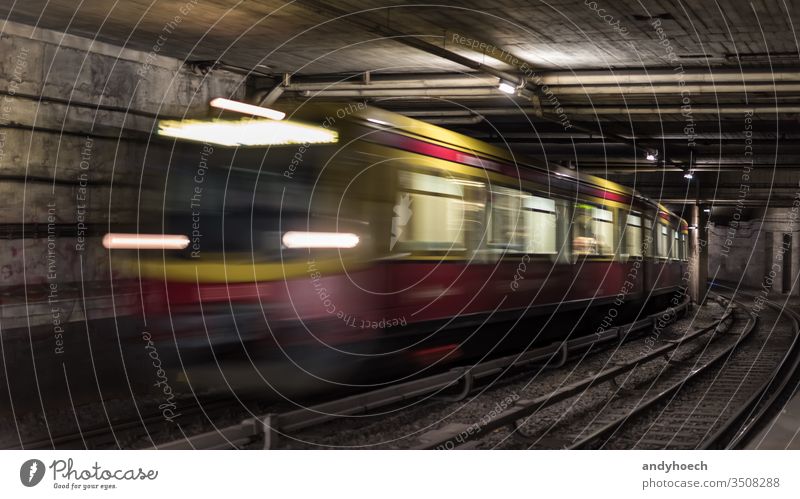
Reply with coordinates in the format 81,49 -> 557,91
114,109 -> 387,397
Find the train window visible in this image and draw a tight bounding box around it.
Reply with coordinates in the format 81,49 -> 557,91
573,204 -> 614,256
672,229 -> 680,261
622,213 -> 643,258
524,195 -> 557,254
658,224 -> 670,259
681,232 -> 688,261
395,170 -> 466,250
489,186 -> 525,250
643,217 -> 654,257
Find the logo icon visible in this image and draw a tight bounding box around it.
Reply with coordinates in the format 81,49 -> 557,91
20,459 -> 45,487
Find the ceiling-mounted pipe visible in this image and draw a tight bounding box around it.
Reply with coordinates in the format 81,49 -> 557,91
254,73 -> 290,107
565,105 -> 800,115
540,69 -> 800,86
285,76 -> 500,91
468,132 -> 788,141
256,85 -> 284,106
284,79 -> 800,96
552,83 -> 800,95
399,105 -> 800,117
422,115 -> 485,125
401,109 -> 519,117
299,88 -> 504,98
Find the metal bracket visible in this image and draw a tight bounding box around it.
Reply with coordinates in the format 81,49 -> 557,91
262,414 -> 280,450
435,368 -> 474,402
530,93 -> 543,117
545,342 -> 569,369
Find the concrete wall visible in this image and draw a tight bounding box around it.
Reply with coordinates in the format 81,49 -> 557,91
708,207 -> 800,295
0,20 -> 246,328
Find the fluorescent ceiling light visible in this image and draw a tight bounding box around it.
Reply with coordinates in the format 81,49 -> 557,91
210,97 -> 286,120
683,172 -> 694,179
158,119 -> 338,147
497,81 -> 516,94
282,231 -> 360,249
103,233 -> 189,250
646,151 -> 657,161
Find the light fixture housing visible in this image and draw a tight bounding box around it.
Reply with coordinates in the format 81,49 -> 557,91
209,97 -> 286,120
497,81 -> 516,95
103,233 -> 190,250
282,231 -> 360,249
158,118 -> 338,147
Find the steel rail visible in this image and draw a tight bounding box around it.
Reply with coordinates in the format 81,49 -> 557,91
561,298 -> 754,449
410,297 -> 721,449
702,284 -> 800,449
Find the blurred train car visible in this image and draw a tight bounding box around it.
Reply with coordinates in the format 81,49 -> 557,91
116,104 -> 689,396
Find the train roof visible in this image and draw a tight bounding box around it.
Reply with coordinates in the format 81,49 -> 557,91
283,102 -> 687,226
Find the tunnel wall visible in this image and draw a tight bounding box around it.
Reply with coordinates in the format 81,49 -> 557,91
0,20 -> 246,329
708,208 -> 800,296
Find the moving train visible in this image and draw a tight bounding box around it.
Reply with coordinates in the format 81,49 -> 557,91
120,103 -> 689,395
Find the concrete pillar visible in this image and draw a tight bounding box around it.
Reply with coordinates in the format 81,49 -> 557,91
689,204 -> 710,304
782,233 -> 793,294
794,229 -> 800,296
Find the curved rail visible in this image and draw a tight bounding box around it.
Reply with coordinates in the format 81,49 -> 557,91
411,296 -> 724,449
702,284 -> 800,449
563,296 -> 755,449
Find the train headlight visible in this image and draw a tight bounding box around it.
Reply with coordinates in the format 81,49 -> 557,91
282,231 -> 360,249
102,233 -> 190,250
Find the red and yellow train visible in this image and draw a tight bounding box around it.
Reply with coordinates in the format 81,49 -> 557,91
124,104 -> 689,395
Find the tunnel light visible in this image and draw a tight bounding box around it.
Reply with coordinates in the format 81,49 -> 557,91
210,98 -> 286,120
282,231 -> 360,249
645,150 -> 658,161
703,208 -> 711,213
498,81 -> 516,94
683,171 -> 694,180
102,233 -> 190,250
158,119 -> 338,146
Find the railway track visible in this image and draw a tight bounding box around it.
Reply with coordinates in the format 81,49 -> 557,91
410,288 -> 800,450
28,289 -> 791,451
155,297 -> 694,449
561,287 -> 800,450
6,306 -> 659,451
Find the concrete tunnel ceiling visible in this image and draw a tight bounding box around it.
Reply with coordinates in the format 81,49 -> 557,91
3,0 -> 800,209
